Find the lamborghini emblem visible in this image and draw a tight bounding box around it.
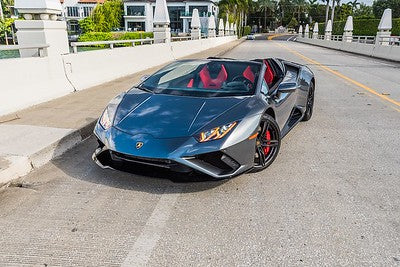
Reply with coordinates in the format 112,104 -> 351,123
136,142 -> 144,149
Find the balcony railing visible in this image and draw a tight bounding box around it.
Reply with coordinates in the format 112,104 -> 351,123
180,11 -> 211,17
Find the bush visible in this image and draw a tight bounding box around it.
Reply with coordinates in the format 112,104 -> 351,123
243,26 -> 251,35
78,31 -> 154,47
287,17 -> 298,28
79,32 -> 113,42
0,18 -> 15,44
79,17 -> 95,34
318,18 -> 400,36
91,0 -> 123,32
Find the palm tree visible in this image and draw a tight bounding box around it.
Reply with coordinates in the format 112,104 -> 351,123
219,0 -> 252,36
308,0 -> 318,6
349,0 -> 360,12
321,0 -> 330,26
258,0 -> 276,30
330,0 -> 340,26
293,0 -> 307,22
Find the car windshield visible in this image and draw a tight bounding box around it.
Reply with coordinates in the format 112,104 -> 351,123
139,60 -> 261,97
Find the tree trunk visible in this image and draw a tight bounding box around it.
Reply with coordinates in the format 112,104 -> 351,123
264,9 -> 267,30
330,0 -> 336,27
324,0 -> 330,26
298,6 -> 300,22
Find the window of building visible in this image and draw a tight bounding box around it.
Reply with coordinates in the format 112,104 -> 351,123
67,20 -> 80,34
189,6 -> 208,17
127,6 -> 145,16
67,7 -> 79,17
168,6 -> 185,33
83,6 -> 93,17
127,21 -> 145,31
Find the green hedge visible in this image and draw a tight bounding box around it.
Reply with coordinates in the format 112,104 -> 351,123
318,18 -> 400,36
243,26 -> 251,36
78,32 -> 154,47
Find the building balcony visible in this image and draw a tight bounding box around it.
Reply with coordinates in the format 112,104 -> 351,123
180,11 -> 211,18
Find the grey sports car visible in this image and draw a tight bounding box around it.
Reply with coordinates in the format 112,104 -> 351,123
93,57 -> 315,179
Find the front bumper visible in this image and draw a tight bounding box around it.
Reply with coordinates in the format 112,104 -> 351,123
93,123 -> 256,179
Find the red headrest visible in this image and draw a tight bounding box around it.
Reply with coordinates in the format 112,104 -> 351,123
199,64 -> 228,89
264,60 -> 274,86
243,66 -> 255,83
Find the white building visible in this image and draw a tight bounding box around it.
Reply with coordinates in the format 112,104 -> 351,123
60,0 -> 104,33
123,0 -> 219,33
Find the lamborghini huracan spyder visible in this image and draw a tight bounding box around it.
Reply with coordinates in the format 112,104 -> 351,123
93,57 -> 315,179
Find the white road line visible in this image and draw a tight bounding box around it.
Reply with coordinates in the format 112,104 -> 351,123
121,186 -> 181,267
287,36 -> 296,42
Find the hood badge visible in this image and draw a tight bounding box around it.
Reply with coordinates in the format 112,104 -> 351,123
136,142 -> 144,149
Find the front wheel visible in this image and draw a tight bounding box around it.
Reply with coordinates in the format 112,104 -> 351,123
251,114 -> 281,172
302,81 -> 315,121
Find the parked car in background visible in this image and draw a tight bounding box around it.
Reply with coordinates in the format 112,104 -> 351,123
247,33 -> 255,40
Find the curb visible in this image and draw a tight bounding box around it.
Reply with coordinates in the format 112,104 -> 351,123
0,120 -> 97,189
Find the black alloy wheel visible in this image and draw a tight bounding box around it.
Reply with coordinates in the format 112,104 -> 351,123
302,81 -> 315,121
251,114 -> 281,172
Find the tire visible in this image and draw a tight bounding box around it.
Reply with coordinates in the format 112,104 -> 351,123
302,81 -> 315,121
251,114 -> 281,172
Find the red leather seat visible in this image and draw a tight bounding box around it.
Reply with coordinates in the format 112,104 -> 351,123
242,66 -> 255,83
264,60 -> 275,86
198,64 -> 228,89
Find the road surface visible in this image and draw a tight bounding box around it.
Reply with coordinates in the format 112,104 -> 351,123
0,38 -> 399,266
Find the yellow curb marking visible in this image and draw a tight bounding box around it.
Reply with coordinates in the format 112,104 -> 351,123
275,42 -> 400,111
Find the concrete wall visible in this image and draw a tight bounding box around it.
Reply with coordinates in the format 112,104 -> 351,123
62,36 -> 236,91
0,56 -> 74,116
0,36 -> 237,116
296,37 -> 400,62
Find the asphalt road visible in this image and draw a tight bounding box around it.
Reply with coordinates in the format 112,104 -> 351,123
1,39 -> 400,266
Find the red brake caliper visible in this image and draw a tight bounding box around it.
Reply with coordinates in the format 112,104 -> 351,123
264,130 -> 271,155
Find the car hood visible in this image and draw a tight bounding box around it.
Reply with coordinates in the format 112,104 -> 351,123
114,90 -> 249,138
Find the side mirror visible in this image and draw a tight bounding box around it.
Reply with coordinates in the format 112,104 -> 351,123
140,75 -> 150,82
277,82 -> 297,93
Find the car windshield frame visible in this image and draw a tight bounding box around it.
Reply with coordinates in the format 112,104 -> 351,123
138,59 -> 262,98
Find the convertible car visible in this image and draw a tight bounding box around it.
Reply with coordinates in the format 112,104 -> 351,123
93,57 -> 315,179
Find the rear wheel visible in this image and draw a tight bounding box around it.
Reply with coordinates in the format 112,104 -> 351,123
302,81 -> 315,121
251,114 -> 281,172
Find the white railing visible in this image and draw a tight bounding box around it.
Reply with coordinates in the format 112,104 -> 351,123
378,36 -> 400,46
352,36 -> 375,44
331,35 -> 343,41
70,38 -> 156,53
0,44 -> 49,58
171,36 -> 192,42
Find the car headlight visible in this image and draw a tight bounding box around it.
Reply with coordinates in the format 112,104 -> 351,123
198,122 -> 237,142
99,93 -> 124,130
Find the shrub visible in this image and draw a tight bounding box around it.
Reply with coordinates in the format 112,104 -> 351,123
78,31 -> 154,47
79,17 -> 95,34
91,0 -> 123,32
318,18 -> 400,36
287,17 -> 299,29
78,32 -> 113,42
243,26 -> 251,35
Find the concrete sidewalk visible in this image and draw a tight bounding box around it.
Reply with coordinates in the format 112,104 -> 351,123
0,39 -> 244,187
